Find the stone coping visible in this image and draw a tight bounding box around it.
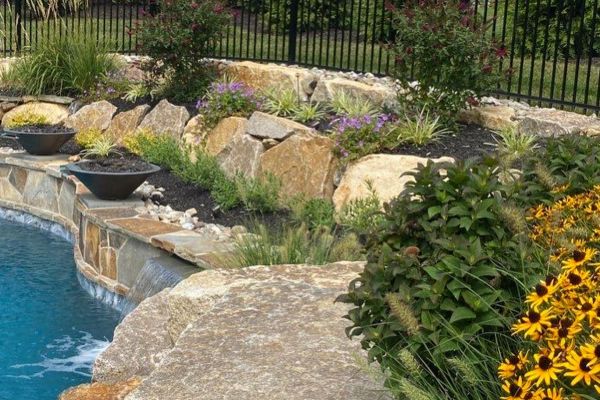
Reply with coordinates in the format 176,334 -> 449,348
0,150 -> 232,294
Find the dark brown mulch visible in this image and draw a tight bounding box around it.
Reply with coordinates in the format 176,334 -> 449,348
77,156 -> 153,173
388,124 -> 500,159
5,124 -> 74,134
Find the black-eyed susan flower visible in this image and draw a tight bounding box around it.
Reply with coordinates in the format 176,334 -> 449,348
538,387 -> 565,400
499,352 -> 528,379
562,350 -> 600,386
501,376 -> 535,400
513,309 -> 555,339
562,248 -> 597,271
524,351 -> 562,386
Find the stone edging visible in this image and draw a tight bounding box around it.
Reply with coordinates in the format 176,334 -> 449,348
0,150 -> 232,295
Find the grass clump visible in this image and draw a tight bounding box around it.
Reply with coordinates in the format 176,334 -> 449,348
330,90 -> 379,117
2,34 -> 117,96
495,126 -> 538,160
393,109 -> 449,147
80,135 -> 121,159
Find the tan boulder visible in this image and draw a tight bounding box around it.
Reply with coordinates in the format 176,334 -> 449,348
138,99 -> 190,138
247,111 -> 313,140
333,154 -> 454,212
66,100 -> 117,132
517,107 -> 600,137
259,132 -> 337,199
2,102 -> 69,126
106,105 -> 150,142
59,378 -> 141,400
223,61 -> 318,101
311,77 -> 397,107
458,105 -> 516,131
205,117 -> 248,156
217,133 -> 264,178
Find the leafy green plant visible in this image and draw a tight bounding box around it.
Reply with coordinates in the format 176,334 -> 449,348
390,0 -> 508,126
338,181 -> 384,235
5,112 -> 49,128
124,130 -> 185,171
393,109 -> 449,147
234,173 -> 282,213
291,102 -> 326,125
135,0 -> 230,101
330,90 -> 379,118
230,223 -> 363,267
80,135 -> 121,159
2,34 -> 117,96
494,126 -> 538,161
261,88 -> 298,117
344,158 -> 545,362
123,82 -> 151,103
74,128 -> 103,149
289,196 -> 336,230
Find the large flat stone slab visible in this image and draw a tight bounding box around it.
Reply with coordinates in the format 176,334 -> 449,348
517,107 -> 600,137
150,230 -> 234,267
122,262 -> 381,400
108,218 -> 182,242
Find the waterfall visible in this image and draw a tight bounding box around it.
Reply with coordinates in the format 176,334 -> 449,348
120,256 -> 196,317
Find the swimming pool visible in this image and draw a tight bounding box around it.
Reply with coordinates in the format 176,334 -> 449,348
0,217 -> 120,400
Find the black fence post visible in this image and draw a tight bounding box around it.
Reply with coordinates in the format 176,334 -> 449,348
288,0 -> 299,63
14,0 -> 23,53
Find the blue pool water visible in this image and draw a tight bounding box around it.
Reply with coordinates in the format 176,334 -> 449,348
0,217 -> 120,400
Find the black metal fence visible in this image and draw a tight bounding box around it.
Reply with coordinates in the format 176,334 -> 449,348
0,0 -> 599,112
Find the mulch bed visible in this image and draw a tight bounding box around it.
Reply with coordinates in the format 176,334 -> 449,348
77,155 -> 153,173
387,124 -> 500,159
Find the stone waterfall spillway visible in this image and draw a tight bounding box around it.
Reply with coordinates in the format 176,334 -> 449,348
120,256 -> 198,317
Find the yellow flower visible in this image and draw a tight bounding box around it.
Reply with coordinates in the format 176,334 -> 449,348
524,352 -> 562,386
538,387 -> 565,400
498,352 -> 528,379
562,248 -> 597,271
526,277 -> 559,311
513,309 -> 555,339
562,350 -> 600,386
501,376 -> 535,400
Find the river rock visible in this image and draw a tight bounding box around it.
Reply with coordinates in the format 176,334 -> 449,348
223,61 -> 318,101
138,100 -> 190,139
106,105 -> 150,142
93,290 -> 173,383
332,154 -> 455,212
59,378 -> 141,400
247,111 -> 313,140
205,117 -> 248,156
259,132 -> 336,199
65,100 -> 117,132
311,77 -> 397,107
2,102 -> 69,127
216,133 -> 264,178
122,262 -> 381,400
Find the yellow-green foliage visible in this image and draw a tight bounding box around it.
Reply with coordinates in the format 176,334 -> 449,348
74,128 -> 103,149
122,128 -> 157,155
6,112 -> 49,128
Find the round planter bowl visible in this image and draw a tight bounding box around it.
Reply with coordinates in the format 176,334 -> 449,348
3,127 -> 76,156
64,161 -> 161,200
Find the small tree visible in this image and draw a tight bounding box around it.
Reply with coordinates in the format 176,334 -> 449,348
390,0 -> 508,127
135,0 -> 231,101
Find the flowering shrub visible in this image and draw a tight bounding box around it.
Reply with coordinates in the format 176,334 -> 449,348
390,0 -> 508,126
331,114 -> 393,162
197,81 -> 261,129
135,0 -> 230,100
499,186 -> 600,399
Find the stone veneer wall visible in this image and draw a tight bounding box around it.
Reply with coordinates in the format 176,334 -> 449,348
0,151 -> 205,295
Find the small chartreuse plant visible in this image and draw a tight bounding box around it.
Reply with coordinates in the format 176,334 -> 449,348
330,90 -> 379,118
6,112 -> 50,128
75,128 -> 103,149
122,82 -> 152,103
393,108 -> 450,146
80,135 -> 121,159
261,87 -> 299,117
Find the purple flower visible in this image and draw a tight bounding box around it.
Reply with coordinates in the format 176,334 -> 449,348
106,87 -> 116,94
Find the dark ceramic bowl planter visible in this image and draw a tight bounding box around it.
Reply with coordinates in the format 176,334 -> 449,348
2,125 -> 76,156
64,160 -> 160,200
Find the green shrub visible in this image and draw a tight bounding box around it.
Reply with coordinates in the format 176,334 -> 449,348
338,182 -> 384,235
291,102 -> 326,125
235,173 -> 281,213
125,130 -> 185,171
230,223 -> 363,267
135,0 -> 230,101
344,158 -> 545,360
392,109 -> 449,147
494,126 -> 538,162
289,197 -> 336,230
390,0 -> 507,126
330,90 -> 379,118
2,34 -> 117,96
